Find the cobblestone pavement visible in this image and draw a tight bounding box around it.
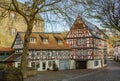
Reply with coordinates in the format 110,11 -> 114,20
63,60 -> 120,81
25,67 -> 106,81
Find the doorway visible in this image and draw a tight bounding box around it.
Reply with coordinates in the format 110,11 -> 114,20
76,60 -> 87,69
42,62 -> 46,70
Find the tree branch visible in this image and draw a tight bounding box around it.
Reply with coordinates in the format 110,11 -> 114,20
12,0 -> 29,23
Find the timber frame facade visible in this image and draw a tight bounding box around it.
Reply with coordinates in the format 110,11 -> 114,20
113,39 -> 120,62
9,32 -> 75,71
66,16 -> 108,69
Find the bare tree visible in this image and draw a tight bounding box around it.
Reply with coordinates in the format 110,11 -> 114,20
77,0 -> 120,32
0,0 -> 79,79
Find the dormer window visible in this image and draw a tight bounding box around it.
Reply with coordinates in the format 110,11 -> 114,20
57,39 -> 63,44
40,34 -> 49,44
54,34 -> 63,44
30,37 -> 36,43
42,38 -> 48,44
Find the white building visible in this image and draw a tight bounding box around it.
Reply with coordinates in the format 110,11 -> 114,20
4,32 -> 75,71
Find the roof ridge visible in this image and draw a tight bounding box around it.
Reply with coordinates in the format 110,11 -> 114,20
17,32 -> 61,34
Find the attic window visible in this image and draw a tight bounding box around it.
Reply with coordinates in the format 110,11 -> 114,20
54,35 -> 63,44
42,38 -> 48,44
57,39 -> 63,44
30,37 -> 36,43
40,34 -> 49,44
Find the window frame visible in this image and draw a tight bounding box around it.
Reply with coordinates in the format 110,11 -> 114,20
30,37 -> 36,43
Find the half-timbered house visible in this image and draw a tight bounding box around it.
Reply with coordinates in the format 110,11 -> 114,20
10,32 -> 75,71
113,39 -> 120,62
66,16 -> 108,69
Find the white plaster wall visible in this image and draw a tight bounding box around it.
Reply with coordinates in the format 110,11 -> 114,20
37,60 -> 58,71
69,60 -> 75,69
118,47 -> 120,61
114,47 -> 118,60
14,62 -> 19,67
87,60 -> 102,69
87,60 -> 94,69
37,60 -> 73,71
118,47 -> 120,55
28,62 -> 32,67
56,60 -> 59,69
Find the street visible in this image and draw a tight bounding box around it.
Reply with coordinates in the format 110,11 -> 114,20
63,60 -> 120,81
25,60 -> 120,81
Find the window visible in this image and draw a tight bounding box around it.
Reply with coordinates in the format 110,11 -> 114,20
104,59 -> 107,64
78,39 -> 81,45
35,20 -> 39,27
10,13 -> 15,20
54,35 -> 63,44
15,38 -> 22,45
42,62 -> 46,69
78,39 -> 86,45
36,62 -> 40,68
81,49 -> 84,55
19,50 -> 23,53
57,39 -> 63,44
31,51 -> 35,58
17,63 -> 21,67
94,60 -> 99,66
42,38 -> 48,44
10,28 -> 15,36
31,62 -> 35,68
48,61 -> 52,67
83,50 -> 88,55
30,37 -> 36,43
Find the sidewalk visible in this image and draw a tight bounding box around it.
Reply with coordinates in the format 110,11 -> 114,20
25,68 -> 106,81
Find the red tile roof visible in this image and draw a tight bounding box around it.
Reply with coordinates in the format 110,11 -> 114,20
5,54 -> 21,62
17,32 -> 71,50
0,48 -> 14,52
40,34 -> 49,39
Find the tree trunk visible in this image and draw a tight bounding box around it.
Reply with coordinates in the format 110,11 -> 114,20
101,59 -> 103,68
21,18 -> 34,79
